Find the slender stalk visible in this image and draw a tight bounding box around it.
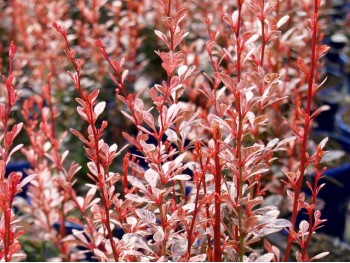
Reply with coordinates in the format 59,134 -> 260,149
167,0 -> 172,16
202,161 -> 213,261
187,174 -> 203,258
2,44 -> 16,262
260,0 -> 266,67
283,1 -> 319,261
233,2 -> 245,261
159,204 -> 167,256
55,27 -> 119,260
236,125 -> 244,263
4,209 -> 10,262
86,99 -> 119,261
301,165 -> 321,258
46,74 -> 56,139
213,123 -> 222,261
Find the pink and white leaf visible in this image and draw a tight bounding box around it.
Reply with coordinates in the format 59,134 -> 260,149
144,168 -> 159,187
135,209 -> 156,224
94,101 -> 106,118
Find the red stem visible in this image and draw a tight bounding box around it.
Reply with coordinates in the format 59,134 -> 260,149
86,99 -> 119,261
301,166 -> 320,258
60,30 -> 119,260
3,51 -> 16,262
283,1 -> 318,261
234,2 -> 245,261
4,209 -> 11,262
213,128 -> 222,261
187,174 -> 203,258
46,75 -> 56,139
260,0 -> 266,67
60,33 -> 118,259
202,162 -> 212,261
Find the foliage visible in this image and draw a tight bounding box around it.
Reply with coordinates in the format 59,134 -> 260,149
0,0 -> 332,261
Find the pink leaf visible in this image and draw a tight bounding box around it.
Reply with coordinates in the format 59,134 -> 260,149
144,168 -> 159,188
311,252 -> 329,261
171,174 -> 191,181
154,30 -> 168,45
190,254 -> 207,262
153,226 -> 165,242
18,173 -> 37,189
276,15 -> 289,28
94,101 -> 106,117
299,220 -> 309,234
135,209 -> 156,223
94,249 -> 109,261
9,144 -> 23,159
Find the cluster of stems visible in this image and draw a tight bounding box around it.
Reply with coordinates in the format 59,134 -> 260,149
0,0 -> 333,261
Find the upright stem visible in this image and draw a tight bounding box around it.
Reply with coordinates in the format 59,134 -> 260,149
301,164 -> 321,258
57,29 -> 119,260
202,167 -> 212,260
46,75 -> 56,139
234,2 -> 245,261
87,100 -> 119,261
2,45 -> 16,262
187,175 -> 203,258
213,123 -> 222,261
260,0 -> 266,67
283,1 -> 318,261
4,209 -> 10,262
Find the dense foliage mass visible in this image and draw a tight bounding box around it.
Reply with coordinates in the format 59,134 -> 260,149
0,0 -> 332,261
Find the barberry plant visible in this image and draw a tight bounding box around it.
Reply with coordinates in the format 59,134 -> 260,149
0,42 -> 35,261
0,0 -> 333,261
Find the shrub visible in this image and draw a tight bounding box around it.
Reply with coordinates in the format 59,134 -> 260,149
0,0 -> 331,261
